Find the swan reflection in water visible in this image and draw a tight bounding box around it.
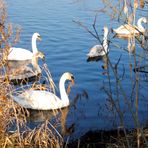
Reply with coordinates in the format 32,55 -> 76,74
25,88 -> 89,136
27,105 -> 75,136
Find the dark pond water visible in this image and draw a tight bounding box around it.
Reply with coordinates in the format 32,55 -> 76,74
7,0 -> 148,139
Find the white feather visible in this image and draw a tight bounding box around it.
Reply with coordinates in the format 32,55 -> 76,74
11,72 -> 74,110
8,32 -> 41,61
113,17 -> 147,36
87,26 -> 109,58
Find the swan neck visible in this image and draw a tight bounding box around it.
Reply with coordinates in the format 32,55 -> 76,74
32,57 -> 41,73
59,76 -> 69,104
32,35 -> 38,54
137,18 -> 145,32
103,30 -> 108,52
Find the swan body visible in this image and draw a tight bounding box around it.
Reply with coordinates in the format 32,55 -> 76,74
6,66 -> 40,81
113,17 -> 147,36
8,33 -> 41,61
12,72 -> 74,110
2,52 -> 45,83
87,26 -> 109,58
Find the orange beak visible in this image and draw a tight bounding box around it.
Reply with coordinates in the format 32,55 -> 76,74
71,75 -> 75,85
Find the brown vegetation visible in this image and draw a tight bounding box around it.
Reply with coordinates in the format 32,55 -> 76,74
0,0 -> 63,147
0,0 -> 147,147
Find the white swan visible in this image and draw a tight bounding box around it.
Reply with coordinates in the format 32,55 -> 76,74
113,17 -> 147,36
87,26 -> 109,58
8,33 -> 41,61
4,52 -> 44,83
11,72 -> 74,110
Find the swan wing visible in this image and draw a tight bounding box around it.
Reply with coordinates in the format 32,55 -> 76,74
113,25 -> 127,32
114,24 -> 139,35
87,45 -> 105,57
8,47 -> 33,61
95,45 -> 106,54
12,90 -> 63,110
8,66 -> 40,80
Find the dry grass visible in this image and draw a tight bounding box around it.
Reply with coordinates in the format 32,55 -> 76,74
74,0 -> 148,148
0,0 -> 64,147
67,128 -> 148,148
0,0 -> 148,148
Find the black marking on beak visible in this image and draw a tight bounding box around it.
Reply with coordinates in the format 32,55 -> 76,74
38,35 -> 42,41
42,55 -> 45,62
71,75 -> 74,80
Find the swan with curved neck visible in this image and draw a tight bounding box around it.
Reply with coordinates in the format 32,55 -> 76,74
87,26 -> 109,58
11,72 -> 74,110
113,17 -> 147,36
136,17 -> 147,33
8,33 -> 41,61
31,51 -> 45,74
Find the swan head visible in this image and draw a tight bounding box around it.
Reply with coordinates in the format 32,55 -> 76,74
33,32 -> 42,41
62,72 -> 75,84
103,26 -> 108,32
142,17 -> 147,23
103,26 -> 109,35
34,51 -> 45,61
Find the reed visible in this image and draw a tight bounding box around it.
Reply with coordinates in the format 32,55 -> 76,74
0,0 -> 64,147
0,0 -> 147,147
74,0 -> 148,147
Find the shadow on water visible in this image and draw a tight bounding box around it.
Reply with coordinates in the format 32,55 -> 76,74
87,55 -> 109,70
133,65 -> 148,73
27,107 -> 75,136
133,65 -> 148,82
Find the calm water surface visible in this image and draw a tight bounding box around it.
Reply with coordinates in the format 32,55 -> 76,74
7,0 -> 148,139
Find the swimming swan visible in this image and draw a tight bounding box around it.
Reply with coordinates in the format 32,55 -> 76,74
11,72 -> 74,110
8,33 -> 41,61
87,26 -> 109,58
4,52 -> 45,83
113,17 -> 147,36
